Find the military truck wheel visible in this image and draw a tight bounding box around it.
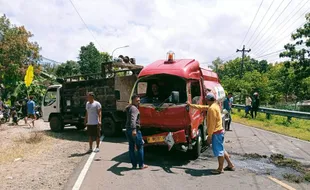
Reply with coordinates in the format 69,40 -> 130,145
190,128 -> 202,160
102,117 -> 116,137
76,124 -> 86,130
50,116 -> 64,132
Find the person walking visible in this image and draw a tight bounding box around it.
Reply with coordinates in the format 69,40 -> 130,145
251,92 -> 260,119
84,92 -> 102,153
223,93 -> 233,131
125,94 -> 148,170
27,96 -> 36,128
189,93 -> 235,174
245,95 -> 252,118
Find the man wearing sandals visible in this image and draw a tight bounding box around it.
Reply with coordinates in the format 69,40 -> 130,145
189,92 -> 235,174
125,94 -> 148,170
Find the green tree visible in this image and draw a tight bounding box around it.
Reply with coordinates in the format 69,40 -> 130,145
101,52 -> 111,63
0,14 -> 40,98
55,60 -> 80,78
78,42 -> 102,75
280,13 -> 310,101
210,57 -> 223,74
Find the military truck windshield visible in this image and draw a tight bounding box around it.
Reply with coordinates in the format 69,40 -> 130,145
134,75 -> 187,104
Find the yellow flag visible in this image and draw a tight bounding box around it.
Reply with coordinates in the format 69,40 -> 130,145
24,65 -> 34,87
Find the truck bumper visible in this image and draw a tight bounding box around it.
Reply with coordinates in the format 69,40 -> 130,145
143,129 -> 187,146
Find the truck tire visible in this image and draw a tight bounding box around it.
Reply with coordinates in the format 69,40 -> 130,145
190,128 -> 202,160
50,116 -> 64,132
102,117 -> 116,137
76,124 -> 86,130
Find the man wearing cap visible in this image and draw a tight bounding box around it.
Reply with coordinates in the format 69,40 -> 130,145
189,92 -> 235,174
85,92 -> 102,153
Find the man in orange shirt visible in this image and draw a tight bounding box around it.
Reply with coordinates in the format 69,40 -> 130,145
189,92 -> 235,174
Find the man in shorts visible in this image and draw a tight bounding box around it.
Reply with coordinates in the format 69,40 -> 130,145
84,92 -> 102,153
189,93 -> 235,174
27,96 -> 36,128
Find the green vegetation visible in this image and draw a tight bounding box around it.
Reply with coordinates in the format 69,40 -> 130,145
212,13 -> 310,107
232,111 -> 310,141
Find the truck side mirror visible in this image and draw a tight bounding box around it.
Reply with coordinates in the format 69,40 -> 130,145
115,90 -> 120,100
171,91 -> 180,104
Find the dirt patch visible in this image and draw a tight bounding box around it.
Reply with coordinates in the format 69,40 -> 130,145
243,153 -> 268,159
270,154 -> 304,172
283,173 -> 305,183
0,120 -> 89,190
234,152 -> 310,183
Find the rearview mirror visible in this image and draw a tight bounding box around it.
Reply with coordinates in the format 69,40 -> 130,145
115,90 -> 120,100
171,91 -> 179,104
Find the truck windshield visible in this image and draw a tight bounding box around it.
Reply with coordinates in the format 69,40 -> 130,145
44,88 -> 57,106
134,75 -> 187,105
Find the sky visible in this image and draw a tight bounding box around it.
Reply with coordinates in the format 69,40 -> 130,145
0,0 -> 309,67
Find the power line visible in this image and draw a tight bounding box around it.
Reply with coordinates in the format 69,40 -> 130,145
41,56 -> 61,64
238,0 -> 265,48
248,0 -> 286,48
251,0 -> 293,50
246,0 -> 276,46
254,2 -> 310,55
69,0 -> 103,51
255,49 -> 285,59
256,18 -> 308,57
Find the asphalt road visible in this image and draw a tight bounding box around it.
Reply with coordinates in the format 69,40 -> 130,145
66,123 -> 310,190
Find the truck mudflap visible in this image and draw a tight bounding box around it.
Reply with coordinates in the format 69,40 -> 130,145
143,129 -> 187,147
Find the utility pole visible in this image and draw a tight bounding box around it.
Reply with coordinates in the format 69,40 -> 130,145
236,45 -> 251,78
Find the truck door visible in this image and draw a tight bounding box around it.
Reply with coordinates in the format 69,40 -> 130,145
189,79 -> 204,137
42,86 -> 61,122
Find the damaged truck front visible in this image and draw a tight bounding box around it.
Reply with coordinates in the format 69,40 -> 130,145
129,52 -> 226,159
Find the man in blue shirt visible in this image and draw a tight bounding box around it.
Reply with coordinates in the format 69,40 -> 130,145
223,93 -> 232,131
27,96 -> 36,128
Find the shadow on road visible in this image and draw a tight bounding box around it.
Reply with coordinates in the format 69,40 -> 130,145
44,127 -> 89,142
107,143 -> 192,176
174,167 -> 215,176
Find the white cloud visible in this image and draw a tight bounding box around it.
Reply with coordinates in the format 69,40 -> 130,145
0,0 -> 309,66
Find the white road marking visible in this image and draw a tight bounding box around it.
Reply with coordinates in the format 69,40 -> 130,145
72,136 -> 104,190
268,176 -> 296,190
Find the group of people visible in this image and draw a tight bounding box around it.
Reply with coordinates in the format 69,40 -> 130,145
0,96 -> 37,127
245,92 -> 260,119
84,91 -> 235,174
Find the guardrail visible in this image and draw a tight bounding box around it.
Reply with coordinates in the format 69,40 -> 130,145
232,104 -> 310,121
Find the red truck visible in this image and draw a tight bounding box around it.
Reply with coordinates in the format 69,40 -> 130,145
129,51 -> 227,159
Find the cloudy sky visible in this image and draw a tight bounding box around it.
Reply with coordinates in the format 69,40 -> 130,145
0,0 -> 309,67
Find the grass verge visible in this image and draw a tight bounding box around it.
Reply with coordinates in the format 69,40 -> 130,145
0,131 -> 53,164
231,110 -> 310,141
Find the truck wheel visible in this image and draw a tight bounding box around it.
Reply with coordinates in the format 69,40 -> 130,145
50,116 -> 64,132
76,124 -> 86,130
102,117 -> 116,137
190,128 -> 202,160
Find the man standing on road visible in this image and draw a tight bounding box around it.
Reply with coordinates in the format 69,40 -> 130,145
125,94 -> 148,170
245,95 -> 252,118
27,96 -> 36,128
85,92 -> 102,153
223,93 -> 232,131
189,93 -> 235,174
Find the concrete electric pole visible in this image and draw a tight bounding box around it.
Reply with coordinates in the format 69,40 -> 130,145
236,45 -> 251,78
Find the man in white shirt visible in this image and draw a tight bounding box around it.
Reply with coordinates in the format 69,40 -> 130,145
245,95 -> 252,117
84,92 -> 102,153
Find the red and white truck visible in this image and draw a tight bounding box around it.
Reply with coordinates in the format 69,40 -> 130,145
129,51 -> 227,159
